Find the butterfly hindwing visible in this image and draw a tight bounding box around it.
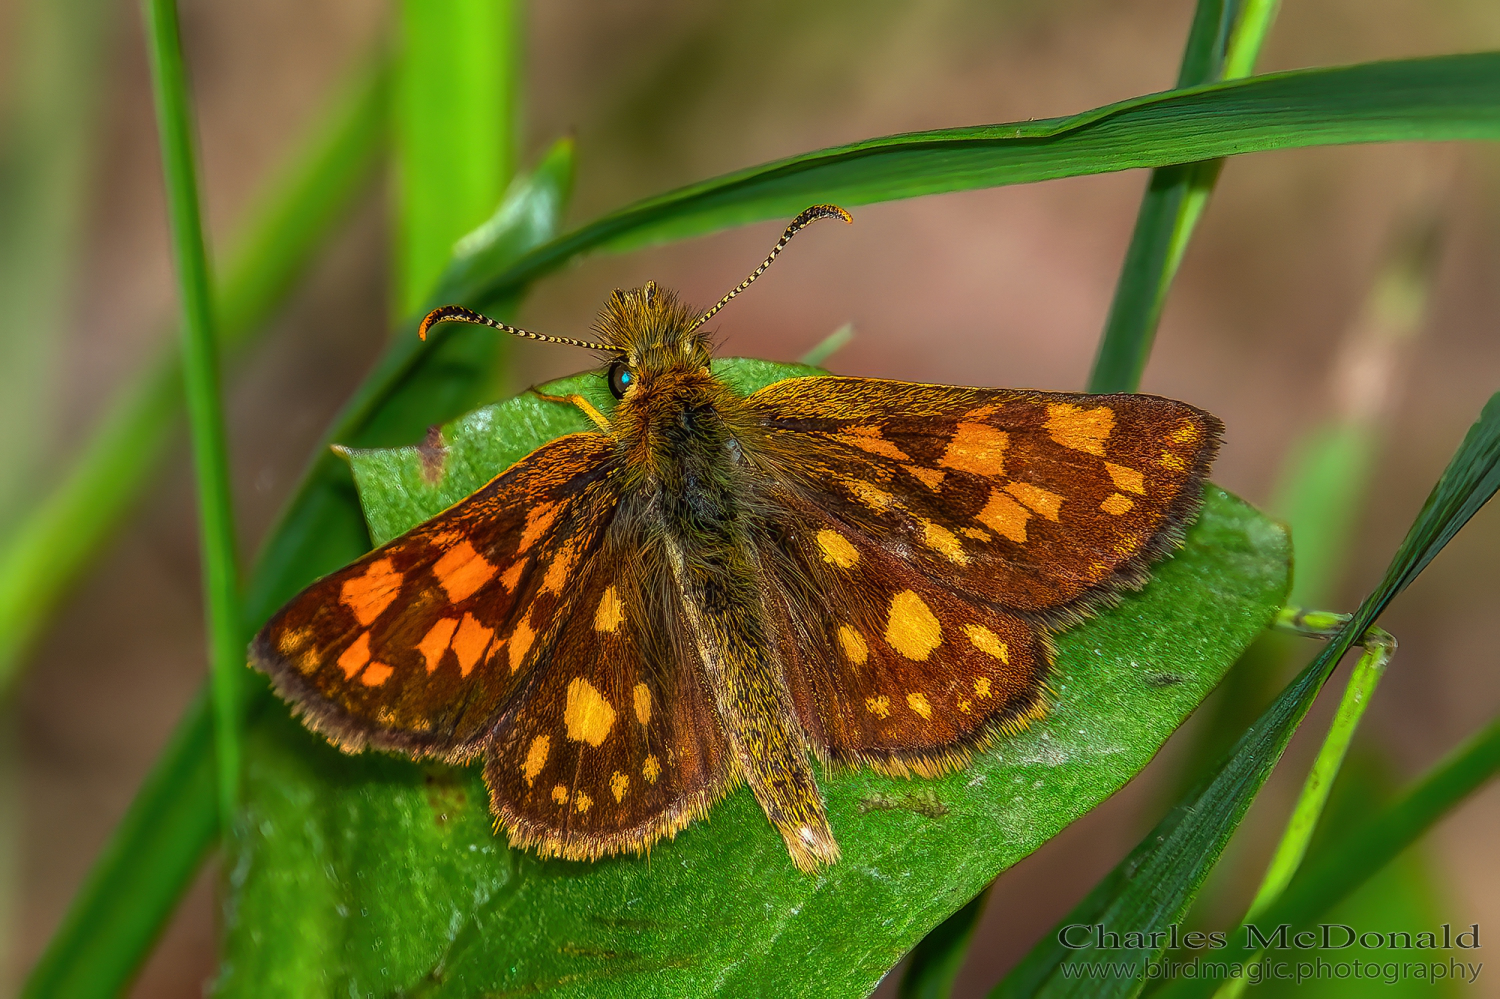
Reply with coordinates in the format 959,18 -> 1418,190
251,432 -> 618,761
762,506 -> 1050,774
750,376 -> 1221,619
483,543 -> 734,860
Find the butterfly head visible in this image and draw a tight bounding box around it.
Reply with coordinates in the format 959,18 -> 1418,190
593,281 -> 715,401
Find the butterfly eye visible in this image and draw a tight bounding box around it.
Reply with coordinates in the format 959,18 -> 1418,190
607,360 -> 635,399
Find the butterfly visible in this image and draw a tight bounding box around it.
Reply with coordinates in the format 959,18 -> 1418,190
250,205 -> 1221,872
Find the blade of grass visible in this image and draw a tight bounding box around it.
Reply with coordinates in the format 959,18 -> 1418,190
1087,0 -> 1278,393
395,0 -> 521,316
993,391 -> 1500,999
899,889 -> 992,999
456,53 -> 1500,316
0,57 -> 387,692
1157,713 -> 1500,999
19,139 -> 576,999
141,0 -> 243,826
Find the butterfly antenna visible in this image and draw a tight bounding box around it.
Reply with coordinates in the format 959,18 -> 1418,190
417,304 -> 613,351
689,204 -> 852,332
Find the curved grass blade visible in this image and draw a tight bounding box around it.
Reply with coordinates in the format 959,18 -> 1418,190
0,57 -> 387,692
449,53 -> 1500,315
993,391 -> 1500,998
1155,713 -> 1500,999
899,888 -> 992,999
18,141 -> 575,999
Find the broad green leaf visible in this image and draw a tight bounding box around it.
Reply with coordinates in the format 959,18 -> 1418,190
218,359 -> 1290,998
20,140 -> 575,999
998,393 -> 1500,999
449,53 -> 1500,314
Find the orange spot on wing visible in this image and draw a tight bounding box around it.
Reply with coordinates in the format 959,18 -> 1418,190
340,559 -> 402,626
1104,462 -> 1146,494
451,613 -> 494,676
817,529 -> 859,568
837,625 -> 869,665
506,619 -> 535,672
499,560 -> 526,592
337,632 -> 371,679
1046,403 -> 1115,456
844,478 -> 894,512
519,501 -> 561,552
360,662 -> 394,686
906,692 -> 933,719
633,683 -> 652,725
610,771 -> 629,802
920,519 -> 968,564
886,591 -> 941,661
595,586 -> 624,633
903,465 -> 945,490
1005,480 -> 1064,521
1160,451 -> 1187,471
866,695 -> 891,718
940,423 -> 1008,477
551,784 -> 569,804
433,541 -> 497,603
643,755 -> 661,783
540,542 -> 578,595
522,735 -> 550,786
976,489 -> 1030,543
1100,493 -> 1134,516
417,617 -> 459,673
837,425 -> 911,461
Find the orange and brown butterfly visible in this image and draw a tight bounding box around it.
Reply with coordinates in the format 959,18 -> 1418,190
250,205 -> 1222,872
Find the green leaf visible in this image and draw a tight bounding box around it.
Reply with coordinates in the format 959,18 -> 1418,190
217,359 -> 1289,998
19,140 -> 576,999
451,53 -> 1500,314
996,392 -> 1500,999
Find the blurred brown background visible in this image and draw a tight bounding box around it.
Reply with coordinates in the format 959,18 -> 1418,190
3,0 -> 1499,995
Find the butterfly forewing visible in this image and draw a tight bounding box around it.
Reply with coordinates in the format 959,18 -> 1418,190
750,377 -> 1221,619
484,545 -> 734,861
252,433 -> 618,761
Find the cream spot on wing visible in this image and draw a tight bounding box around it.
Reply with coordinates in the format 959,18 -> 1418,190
564,677 -> 616,746
451,613 -> 494,676
920,519 -> 969,564
340,558 -> 402,626
499,560 -> 526,592
633,683 -> 652,725
1160,451 -> 1187,471
433,541 -> 498,603
643,755 -> 661,783
518,501 -> 562,552
551,784 -> 569,804
1101,492 -> 1134,516
417,617 -> 459,673
845,478 -> 894,512
907,692 -> 933,719
574,790 -> 593,814
540,542 -> 578,595
964,624 -> 1010,663
866,695 -> 891,719
904,465 -> 945,490
610,771 -> 629,802
975,677 -> 992,699
1104,462 -> 1146,494
595,585 -> 624,632
337,632 -> 371,679
1046,403 -> 1115,456
976,489 -> 1030,543
817,529 -> 859,568
506,619 -> 535,672
837,425 -> 911,461
522,735 -> 550,786
360,662 -> 394,686
940,423 -> 1009,477
886,591 -> 942,661
276,626 -> 312,656
1005,480 -> 1064,521
837,625 -> 869,665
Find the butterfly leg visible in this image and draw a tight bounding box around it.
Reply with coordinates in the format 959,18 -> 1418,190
528,387 -> 612,432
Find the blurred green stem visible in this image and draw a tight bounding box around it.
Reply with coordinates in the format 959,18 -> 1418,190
395,0 -> 521,316
141,0 -> 243,827
0,58 -> 386,693
1087,0 -> 1279,393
